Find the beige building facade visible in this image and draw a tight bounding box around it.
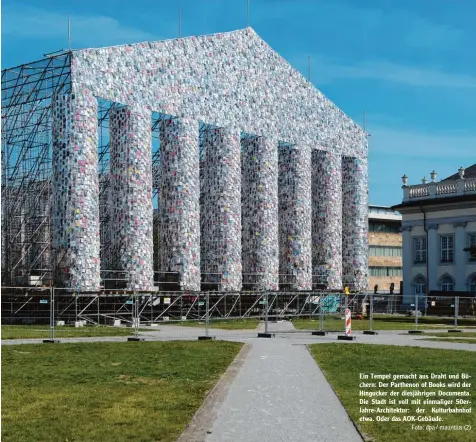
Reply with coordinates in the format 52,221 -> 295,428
368,206 -> 402,293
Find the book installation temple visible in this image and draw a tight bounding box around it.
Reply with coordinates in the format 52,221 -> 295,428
1,28 -> 369,294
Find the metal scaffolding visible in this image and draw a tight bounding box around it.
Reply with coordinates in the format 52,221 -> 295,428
0,57 -> 173,288
2,53 -> 72,286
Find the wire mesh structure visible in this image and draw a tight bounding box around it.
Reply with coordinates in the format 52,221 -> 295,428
2,53 -> 72,286
0,61 -> 175,289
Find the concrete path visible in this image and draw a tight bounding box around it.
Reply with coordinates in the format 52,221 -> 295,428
205,338 -> 361,442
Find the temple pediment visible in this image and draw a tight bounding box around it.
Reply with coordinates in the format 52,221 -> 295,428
72,28 -> 366,155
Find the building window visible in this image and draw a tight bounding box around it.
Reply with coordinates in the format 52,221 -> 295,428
369,246 -> 402,257
440,275 -> 454,292
468,233 -> 476,261
370,267 -> 386,277
414,275 -> 426,295
388,267 -> 402,277
440,235 -> 454,263
468,274 -> 476,293
413,237 -> 427,264
369,267 -> 402,277
369,222 -> 400,233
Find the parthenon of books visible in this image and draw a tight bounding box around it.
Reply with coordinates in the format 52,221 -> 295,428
1,28 -> 368,293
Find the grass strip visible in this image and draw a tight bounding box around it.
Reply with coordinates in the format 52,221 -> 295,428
293,315 -> 476,331
421,338 -> 476,345
422,332 -> 476,338
1,325 -> 153,340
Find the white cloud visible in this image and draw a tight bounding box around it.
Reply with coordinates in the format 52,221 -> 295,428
338,60 -> 476,89
290,54 -> 476,89
403,18 -> 463,50
367,122 -> 476,205
2,4 -> 159,48
369,124 -> 476,159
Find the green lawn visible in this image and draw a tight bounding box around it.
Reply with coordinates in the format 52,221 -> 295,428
416,332 -> 476,344
2,340 -> 242,442
310,344 -> 475,442
1,325 -> 153,340
168,318 -> 259,330
293,315 -> 476,331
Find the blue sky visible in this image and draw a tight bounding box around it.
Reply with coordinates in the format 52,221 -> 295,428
2,0 -> 475,206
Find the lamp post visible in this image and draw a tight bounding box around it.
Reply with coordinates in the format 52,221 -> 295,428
258,291 -> 274,338
127,291 -> 144,341
198,292 -> 214,340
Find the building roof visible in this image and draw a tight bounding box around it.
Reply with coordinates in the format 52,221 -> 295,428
391,193 -> 476,212
368,205 -> 401,222
442,163 -> 476,181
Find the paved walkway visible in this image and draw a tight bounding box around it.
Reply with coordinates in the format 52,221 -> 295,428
3,323 -> 476,442
205,337 -> 361,442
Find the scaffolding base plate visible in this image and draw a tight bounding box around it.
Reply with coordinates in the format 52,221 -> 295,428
311,331 -> 327,336
363,330 -> 378,335
257,333 -> 274,338
337,335 -> 356,341
198,336 -> 215,340
408,330 -> 423,334
448,329 -> 462,333
42,339 -> 60,344
127,337 -> 145,342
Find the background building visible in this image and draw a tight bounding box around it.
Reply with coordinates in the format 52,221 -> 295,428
393,165 -> 476,306
368,206 -> 402,293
